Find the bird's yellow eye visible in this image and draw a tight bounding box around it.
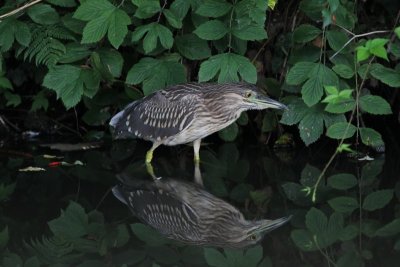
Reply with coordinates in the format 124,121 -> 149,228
244,91 -> 252,98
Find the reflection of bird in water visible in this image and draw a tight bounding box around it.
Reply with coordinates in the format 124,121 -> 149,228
112,174 -> 291,248
109,83 -> 287,164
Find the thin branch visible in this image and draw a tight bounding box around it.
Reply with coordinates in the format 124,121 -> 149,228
227,1 -> 236,53
157,0 -> 167,23
329,30 -> 391,60
0,0 -> 43,21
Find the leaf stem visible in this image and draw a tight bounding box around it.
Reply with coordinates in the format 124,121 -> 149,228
157,0 -> 167,23
329,30 -> 390,60
0,0 -> 43,21
227,0 -> 236,52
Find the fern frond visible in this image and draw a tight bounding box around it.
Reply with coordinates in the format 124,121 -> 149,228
19,24 -> 75,67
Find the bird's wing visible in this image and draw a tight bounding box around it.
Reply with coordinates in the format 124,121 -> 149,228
114,186 -> 202,240
112,89 -> 199,140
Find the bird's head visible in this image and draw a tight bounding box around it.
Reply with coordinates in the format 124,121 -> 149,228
222,83 -> 288,111
219,216 -> 291,248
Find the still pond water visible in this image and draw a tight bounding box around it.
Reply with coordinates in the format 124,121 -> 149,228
0,138 -> 399,267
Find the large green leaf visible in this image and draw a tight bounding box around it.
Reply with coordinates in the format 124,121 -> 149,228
326,122 -> 356,139
194,20 -> 229,40
0,19 -> 31,51
375,219 -> 400,237
293,24 -> 321,43
359,94 -> 392,115
27,4 -> 60,25
286,62 -> 316,85
306,207 -> 327,235
196,0 -> 232,17
74,0 -> 130,49
198,53 -> 257,83
302,63 -> 339,106
126,57 -> 186,95
326,30 -> 350,52
132,22 -> 173,54
359,127 -> 384,147
328,196 -> 359,213
328,173 -> 358,190
370,64 -> 400,87
175,34 -> 211,60
232,23 -> 267,41
332,64 -> 354,79
362,189 -> 394,211
298,112 -> 324,145
132,0 -> 161,19
130,223 -> 168,246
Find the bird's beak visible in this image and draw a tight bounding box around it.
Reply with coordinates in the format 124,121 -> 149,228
253,216 -> 292,234
254,95 -> 288,110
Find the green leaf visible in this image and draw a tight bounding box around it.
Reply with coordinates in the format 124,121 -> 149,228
97,49 -> 124,78
74,0 -> 114,20
359,94 -> 392,115
299,112 -> 324,145
132,23 -> 173,53
359,127 -> 384,147
301,63 -> 339,106
325,99 -> 355,113
47,0 -> 77,7
163,9 -> 183,28
369,38 -> 389,60
375,219 -> 400,237
326,122 -> 356,139
194,20 -> 228,40
4,92 -> 21,107
130,223 -> 168,246
218,122 -> 239,142
27,4 -> 60,25
31,90 -> 49,112
370,64 -> 400,88
324,85 -> 339,95
107,9 -> 131,49
204,248 -> 228,267
356,46 -> 370,62
306,208 -> 327,235
395,26 -> 400,39
48,201 -> 89,240
126,57 -> 186,95
340,225 -> 359,241
286,62 -> 317,85
291,229 -> 317,251
175,34 -> 211,60
328,173 -> 358,190
132,0 -> 161,19
293,24 -> 322,43
280,98 -> 308,126
326,30 -> 350,52
232,23 -> 267,41
332,64 -> 354,79
198,53 -> 257,83
362,189 -> 393,211
196,0 -> 232,17
328,196 -> 359,213
170,0 -> 192,20
81,9 -> 113,43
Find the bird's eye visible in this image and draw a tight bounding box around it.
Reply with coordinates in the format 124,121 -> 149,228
248,234 -> 257,241
244,91 -> 252,98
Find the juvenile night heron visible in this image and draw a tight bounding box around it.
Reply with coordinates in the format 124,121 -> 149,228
112,175 -> 291,248
110,82 -> 287,163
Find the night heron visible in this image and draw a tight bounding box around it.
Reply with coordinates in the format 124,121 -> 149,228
112,175 -> 291,248
109,82 -> 287,163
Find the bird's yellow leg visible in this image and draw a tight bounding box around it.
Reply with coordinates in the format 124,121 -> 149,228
193,139 -> 201,163
145,143 -> 160,163
146,162 -> 157,180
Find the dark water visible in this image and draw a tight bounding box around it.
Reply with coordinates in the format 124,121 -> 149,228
0,139 -> 400,267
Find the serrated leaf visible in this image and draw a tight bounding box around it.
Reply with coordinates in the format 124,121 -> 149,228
107,9 -> 131,48
324,85 -> 339,95
326,122 -> 356,139
299,112 -> 324,145
27,4 -> 60,25
356,46 -> 370,62
359,94 -> 392,115
198,53 -> 257,83
306,208 -> 327,235
302,63 -> 339,106
232,23 -> 267,41
362,189 -> 393,211
132,0 -> 161,19
375,219 -> 400,237
370,64 -> 400,88
194,20 -> 228,40
163,9 -> 182,28
332,64 -> 354,79
132,23 -> 173,53
359,127 -> 384,147
286,62 -> 317,85
326,30 -> 350,52
328,173 -> 358,190
81,10 -> 113,44
175,34 -> 211,60
196,0 -> 232,17
293,24 -> 322,43
328,196 -> 359,213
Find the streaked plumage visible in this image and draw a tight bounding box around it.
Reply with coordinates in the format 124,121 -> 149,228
112,175 -> 291,248
110,82 -> 287,163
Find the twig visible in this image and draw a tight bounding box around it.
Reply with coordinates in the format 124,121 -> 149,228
329,30 -> 391,60
0,0 -> 43,21
227,1 -> 236,52
157,0 -> 167,23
